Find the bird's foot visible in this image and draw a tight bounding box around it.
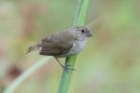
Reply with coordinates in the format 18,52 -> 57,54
63,64 -> 75,71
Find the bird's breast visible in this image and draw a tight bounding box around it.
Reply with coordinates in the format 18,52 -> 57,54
67,39 -> 87,55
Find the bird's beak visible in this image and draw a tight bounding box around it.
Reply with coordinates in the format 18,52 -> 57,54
87,33 -> 92,37
87,30 -> 92,37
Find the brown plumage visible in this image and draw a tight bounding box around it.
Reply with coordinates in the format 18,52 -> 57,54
27,26 -> 92,68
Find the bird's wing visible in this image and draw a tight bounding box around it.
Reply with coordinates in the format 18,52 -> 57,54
39,32 -> 74,56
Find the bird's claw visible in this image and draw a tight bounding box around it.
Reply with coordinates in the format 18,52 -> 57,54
63,65 -> 75,71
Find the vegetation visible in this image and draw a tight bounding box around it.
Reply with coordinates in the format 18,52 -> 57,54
0,0 -> 139,93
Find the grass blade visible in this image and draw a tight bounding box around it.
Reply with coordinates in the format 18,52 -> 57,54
3,57 -> 52,93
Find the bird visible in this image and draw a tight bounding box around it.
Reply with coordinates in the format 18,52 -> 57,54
26,26 -> 92,68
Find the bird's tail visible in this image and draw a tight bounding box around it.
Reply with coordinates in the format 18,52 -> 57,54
26,43 -> 42,54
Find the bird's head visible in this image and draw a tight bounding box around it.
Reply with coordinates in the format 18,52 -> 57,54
70,26 -> 92,41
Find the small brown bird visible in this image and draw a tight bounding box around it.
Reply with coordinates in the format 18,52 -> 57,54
27,26 -> 92,68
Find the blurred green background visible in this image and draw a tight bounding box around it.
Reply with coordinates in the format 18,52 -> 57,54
0,0 -> 140,93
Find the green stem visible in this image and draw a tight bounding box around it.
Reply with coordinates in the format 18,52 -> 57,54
58,0 -> 90,93
73,0 -> 90,25
3,57 -> 52,93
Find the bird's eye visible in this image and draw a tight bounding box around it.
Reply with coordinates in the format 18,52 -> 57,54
81,30 -> 85,33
